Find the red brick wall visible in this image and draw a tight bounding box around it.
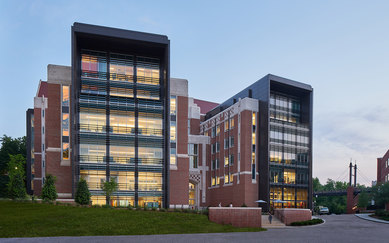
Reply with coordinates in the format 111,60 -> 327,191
209,207 -> 262,228
377,150 -> 389,184
274,208 -> 312,225
204,110 -> 258,208
169,95 -> 189,206
45,83 -> 72,196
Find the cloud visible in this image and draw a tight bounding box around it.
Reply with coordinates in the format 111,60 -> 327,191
313,105 -> 389,185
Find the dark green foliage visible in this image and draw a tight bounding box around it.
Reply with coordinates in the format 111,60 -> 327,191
7,154 -> 26,199
75,179 -> 91,205
101,178 -> 118,205
290,218 -> 323,226
313,178 -> 369,214
0,135 -> 26,174
372,182 -> 389,208
375,209 -> 389,221
8,173 -> 27,199
357,191 -> 370,208
42,175 -> 57,202
0,175 -> 10,197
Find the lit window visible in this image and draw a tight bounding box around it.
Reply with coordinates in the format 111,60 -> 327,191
62,86 -> 69,106
170,96 -> 176,115
170,148 -> 176,165
224,120 -> 229,131
63,143 -> 69,160
216,125 -> 220,136
230,118 -> 234,129
170,121 -> 176,142
224,156 -> 229,166
225,174 -> 229,184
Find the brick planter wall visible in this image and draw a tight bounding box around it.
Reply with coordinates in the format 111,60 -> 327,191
274,208 -> 312,225
209,207 -> 262,228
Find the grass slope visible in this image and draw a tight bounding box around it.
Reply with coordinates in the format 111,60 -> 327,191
0,201 -> 264,238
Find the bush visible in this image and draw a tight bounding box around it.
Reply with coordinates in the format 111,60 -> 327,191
7,154 -> 27,199
75,178 -> 91,205
291,218 -> 324,226
42,175 -> 57,202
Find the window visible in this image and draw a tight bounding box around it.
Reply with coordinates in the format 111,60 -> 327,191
188,144 -> 198,169
229,154 -> 234,165
216,176 -> 220,185
224,120 -> 229,131
170,96 -> 176,115
211,144 -> 215,154
224,138 -> 229,149
62,113 -> 69,136
188,119 -> 191,135
189,182 -> 196,206
63,143 -> 69,160
216,125 -> 220,136
229,136 -> 234,147
170,121 -> 176,142
216,142 -> 220,153
230,118 -> 234,129
170,148 -> 176,165
212,177 -> 216,186
216,159 -> 220,169
225,173 -> 229,184
62,86 -> 69,106
211,127 -> 216,138
42,110 -> 45,117
224,156 -> 229,166
42,126 -> 45,134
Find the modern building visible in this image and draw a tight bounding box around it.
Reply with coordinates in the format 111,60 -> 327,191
26,23 -> 313,210
377,149 -> 389,184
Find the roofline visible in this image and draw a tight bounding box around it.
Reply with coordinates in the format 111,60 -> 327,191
72,22 -> 169,44
268,74 -> 313,91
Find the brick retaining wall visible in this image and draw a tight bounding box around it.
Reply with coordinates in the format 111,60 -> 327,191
274,208 -> 312,225
209,207 -> 262,228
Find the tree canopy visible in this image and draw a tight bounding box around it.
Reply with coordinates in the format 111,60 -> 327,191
0,135 -> 26,174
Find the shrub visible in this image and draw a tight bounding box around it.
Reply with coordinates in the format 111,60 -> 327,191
7,154 -> 27,199
291,218 -> 323,226
42,174 -> 57,202
75,178 -> 91,205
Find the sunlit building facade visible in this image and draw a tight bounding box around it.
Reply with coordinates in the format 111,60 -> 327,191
26,23 -> 313,210
71,23 -> 170,207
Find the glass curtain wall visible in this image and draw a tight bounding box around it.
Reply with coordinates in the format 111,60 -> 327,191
269,93 -> 309,209
78,50 -> 163,207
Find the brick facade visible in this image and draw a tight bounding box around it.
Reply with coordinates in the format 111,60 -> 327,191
377,149 -> 389,184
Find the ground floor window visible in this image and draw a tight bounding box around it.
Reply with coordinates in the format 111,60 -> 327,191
189,182 -> 196,206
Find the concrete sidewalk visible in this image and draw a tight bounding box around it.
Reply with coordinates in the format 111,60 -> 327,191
355,213 -> 389,224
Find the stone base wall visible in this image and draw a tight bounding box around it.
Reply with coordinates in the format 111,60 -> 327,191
274,208 -> 312,225
209,207 -> 262,228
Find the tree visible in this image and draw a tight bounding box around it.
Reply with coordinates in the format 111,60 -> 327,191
372,182 -> 389,210
0,135 -> 26,197
357,191 -> 369,209
0,135 -> 26,174
42,174 -> 57,202
313,177 -> 322,192
75,178 -> 91,205
101,178 -> 118,205
7,154 -> 26,199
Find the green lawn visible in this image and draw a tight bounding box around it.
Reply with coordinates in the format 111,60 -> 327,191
0,201 -> 264,238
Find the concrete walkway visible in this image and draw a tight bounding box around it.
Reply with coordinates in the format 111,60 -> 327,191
355,213 -> 389,224
261,215 -> 286,228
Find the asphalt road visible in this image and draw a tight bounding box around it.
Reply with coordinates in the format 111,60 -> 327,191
1,214 -> 388,243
